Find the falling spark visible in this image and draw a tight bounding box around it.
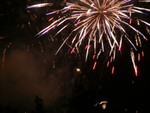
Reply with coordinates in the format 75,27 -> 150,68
93,61 -> 97,70
48,17 -> 54,22
27,3 -> 53,9
107,61 -> 110,67
1,42 -> 12,70
131,48 -> 138,76
146,26 -> 150,35
111,66 -> 115,75
138,53 -> 141,61
110,56 -> 113,63
119,35 -> 123,51
129,19 -> 132,24
71,47 -> 75,54
2,48 -> 6,70
93,54 -> 96,59
28,0 -> 150,75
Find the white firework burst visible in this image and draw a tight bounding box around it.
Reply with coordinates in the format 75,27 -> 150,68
28,0 -> 150,75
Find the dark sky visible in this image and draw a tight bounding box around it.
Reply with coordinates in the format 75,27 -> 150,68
0,0 -> 150,113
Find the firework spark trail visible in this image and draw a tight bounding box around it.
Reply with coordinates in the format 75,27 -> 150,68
27,3 -> 53,9
1,42 -> 12,70
28,0 -> 150,75
1,48 -> 6,70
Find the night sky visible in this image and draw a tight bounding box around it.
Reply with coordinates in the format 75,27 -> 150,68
0,0 -> 150,113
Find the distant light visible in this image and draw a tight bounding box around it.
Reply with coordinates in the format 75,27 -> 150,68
94,101 -> 108,109
102,103 -> 107,109
76,68 -> 81,73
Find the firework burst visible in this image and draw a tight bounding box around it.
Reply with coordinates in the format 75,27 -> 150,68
28,0 -> 150,75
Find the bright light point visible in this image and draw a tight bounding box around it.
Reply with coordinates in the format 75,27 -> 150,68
75,68 -> 81,74
76,68 -> 81,72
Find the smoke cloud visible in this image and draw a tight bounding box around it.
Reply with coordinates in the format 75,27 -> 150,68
0,47 -> 78,112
